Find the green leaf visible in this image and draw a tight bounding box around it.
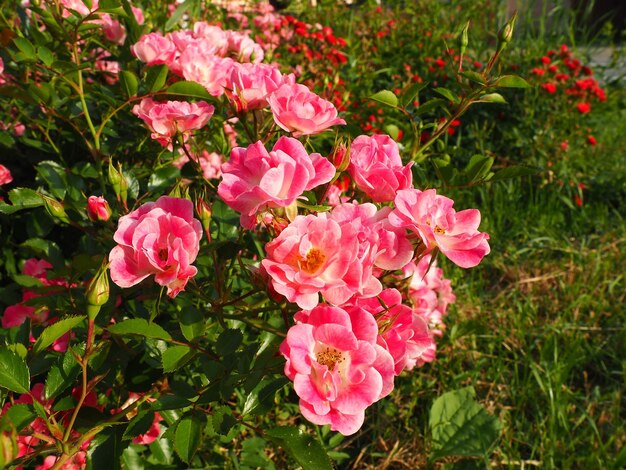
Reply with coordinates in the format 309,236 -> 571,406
493,75 -> 531,88
165,1 -> 191,31
145,64 -> 169,93
460,70 -> 486,85
0,348 -> 30,394
13,37 -> 36,60
413,98 -> 446,117
165,81 -> 213,101
174,413 -> 205,463
178,308 -> 205,342
21,239 -> 62,266
162,345 -> 196,373
37,161 -> 67,199
368,90 -> 398,108
242,377 -> 289,416
429,386 -> 502,460
148,166 -> 180,192
3,404 -> 36,431
32,316 -> 85,355
479,92 -> 507,104
384,124 -> 400,141
107,318 -> 172,341
119,71 -> 139,98
464,155 -> 494,183
433,87 -> 460,104
37,46 -> 54,67
489,165 -> 539,182
207,406 -> 237,438
216,329 -> 243,355
151,394 -> 192,411
0,188 -> 44,214
266,426 -> 333,470
12,274 -> 45,288
401,81 -> 428,107
123,411 -> 155,441
45,348 -> 81,399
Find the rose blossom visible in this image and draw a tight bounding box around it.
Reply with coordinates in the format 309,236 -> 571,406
348,134 -> 413,202
131,98 -> 215,149
218,136 -> 335,229
131,32 -> 177,66
389,188 -> 490,268
267,83 -> 346,137
109,196 -> 203,298
0,164 -> 13,186
180,46 -> 234,97
87,195 -> 112,222
225,62 -> 294,112
173,149 -> 223,180
280,304 -> 394,435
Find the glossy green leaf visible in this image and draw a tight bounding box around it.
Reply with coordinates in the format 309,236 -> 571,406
174,413 -> 205,463
45,348 -> 81,399
37,46 -> 54,66
3,404 -> 36,431
144,64 -> 169,93
429,386 -> 502,460
32,316 -> 85,355
147,166 -> 180,192
0,348 -> 30,394
216,329 -> 243,355
0,188 -> 44,214
108,318 -> 172,341
166,81 -> 213,101
162,345 -> 196,373
401,81 -> 428,107
122,411 -> 155,441
464,155 -> 494,183
120,71 -> 139,98
178,308 -> 205,342
493,74 -> 531,88
368,89 -> 398,108
460,70 -> 486,85
479,92 -> 507,104
433,87 -> 460,104
13,37 -> 36,60
242,377 -> 289,416
266,426 -> 333,470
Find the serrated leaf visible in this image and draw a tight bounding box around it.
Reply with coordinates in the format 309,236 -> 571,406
414,98 -> 446,116
208,407 -> 237,437
37,46 -> 54,66
151,394 -> 192,411
401,81 -> 428,107
429,386 -> 502,460
178,308 -> 204,342
464,155 -> 494,183
174,413 -> 205,463
120,70 -> 138,98
0,348 -> 30,393
242,377 -> 289,416
460,70 -> 486,85
3,404 -> 36,431
216,329 -> 242,355
123,411 -> 155,441
479,93 -> 507,104
489,165 -> 539,182
368,89 -> 398,108
493,74 -> 531,88
165,81 -> 213,101
433,87 -> 460,104
145,64 -> 169,93
266,426 -> 333,470
162,345 -> 195,373
45,348 -> 81,399
107,318 -> 172,341
0,188 -> 44,214
148,166 -> 180,192
13,37 -> 36,60
32,316 -> 85,355
37,160 -> 67,199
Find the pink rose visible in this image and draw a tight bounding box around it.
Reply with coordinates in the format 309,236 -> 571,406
280,304 -> 394,435
87,195 -> 112,222
267,83 -> 346,137
59,0 -> 98,16
225,62 -> 294,112
0,164 -> 13,186
99,13 -> 126,44
131,98 -> 215,149
389,188 -> 491,268
192,22 -> 229,55
261,213 -> 372,309
109,196 -> 203,298
173,150 -> 223,180
218,136 -> 335,229
131,33 -> 177,67
348,134 -> 413,202
225,30 -> 264,63
181,46 -> 234,97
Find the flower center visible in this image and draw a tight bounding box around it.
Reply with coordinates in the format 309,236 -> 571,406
316,347 -> 344,372
158,248 -> 168,261
300,248 -> 325,273
434,225 -> 446,234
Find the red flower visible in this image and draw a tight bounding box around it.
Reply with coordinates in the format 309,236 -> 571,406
540,56 -> 551,64
577,102 -> 591,114
541,83 -> 557,94
586,135 -> 597,146
531,67 -> 545,77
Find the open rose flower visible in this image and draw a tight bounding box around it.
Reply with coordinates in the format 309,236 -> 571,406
267,83 -> 346,137
225,62 -> 294,112
218,136 -> 335,229
280,304 -> 394,435
180,46 -> 234,97
132,98 -> 215,149
131,32 -> 177,66
389,188 -> 490,268
348,134 -> 413,202
109,196 -> 203,298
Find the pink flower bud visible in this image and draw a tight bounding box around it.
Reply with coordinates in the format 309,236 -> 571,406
87,196 -> 112,222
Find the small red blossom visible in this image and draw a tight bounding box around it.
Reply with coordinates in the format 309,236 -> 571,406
577,102 -> 591,114
586,135 -> 597,146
